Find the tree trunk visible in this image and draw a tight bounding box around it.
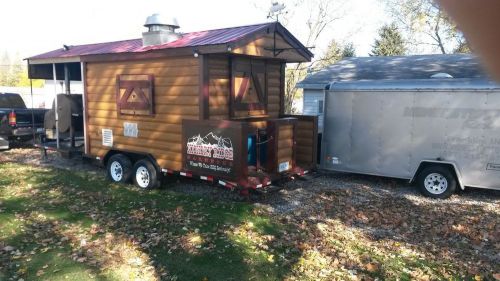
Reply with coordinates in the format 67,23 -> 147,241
434,15 -> 447,54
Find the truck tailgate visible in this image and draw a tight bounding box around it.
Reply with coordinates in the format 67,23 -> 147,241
12,109 -> 46,126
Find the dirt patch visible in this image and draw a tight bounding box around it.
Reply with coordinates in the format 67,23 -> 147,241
260,172 -> 500,214
0,147 -> 102,174
256,173 -> 500,279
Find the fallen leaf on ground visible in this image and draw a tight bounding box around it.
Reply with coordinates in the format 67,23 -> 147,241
366,262 -> 379,272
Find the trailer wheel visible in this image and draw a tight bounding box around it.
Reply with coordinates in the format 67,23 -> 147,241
417,166 -> 457,199
107,154 -> 132,184
133,159 -> 160,189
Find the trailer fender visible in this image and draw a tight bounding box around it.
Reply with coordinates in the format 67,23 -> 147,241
410,160 -> 465,190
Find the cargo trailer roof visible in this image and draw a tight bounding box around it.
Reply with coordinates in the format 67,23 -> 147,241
298,54 -> 489,89
329,78 -> 500,92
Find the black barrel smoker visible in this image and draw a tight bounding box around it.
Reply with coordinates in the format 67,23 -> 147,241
41,94 -> 84,154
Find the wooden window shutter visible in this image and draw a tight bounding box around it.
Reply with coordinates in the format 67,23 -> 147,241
116,74 -> 154,116
231,58 -> 267,113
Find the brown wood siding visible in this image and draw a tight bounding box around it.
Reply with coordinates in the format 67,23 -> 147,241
277,124 -> 294,165
267,62 -> 282,118
207,55 -> 230,120
86,57 -> 199,171
283,115 -> 318,170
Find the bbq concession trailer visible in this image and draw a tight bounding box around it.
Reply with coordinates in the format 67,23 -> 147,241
27,18 -> 317,190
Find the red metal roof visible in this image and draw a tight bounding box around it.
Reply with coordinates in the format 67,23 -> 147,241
29,23 -> 273,60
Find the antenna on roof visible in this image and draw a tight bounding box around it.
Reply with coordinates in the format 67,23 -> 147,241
267,2 -> 286,22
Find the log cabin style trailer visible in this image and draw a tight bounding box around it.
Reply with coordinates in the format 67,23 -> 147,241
27,16 -> 317,191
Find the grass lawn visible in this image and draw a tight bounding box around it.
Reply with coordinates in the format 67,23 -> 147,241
0,163 -> 297,281
0,162 -> 498,280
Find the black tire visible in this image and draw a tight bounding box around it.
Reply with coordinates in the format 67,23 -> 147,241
106,154 -> 133,184
132,159 -> 160,189
417,166 -> 457,199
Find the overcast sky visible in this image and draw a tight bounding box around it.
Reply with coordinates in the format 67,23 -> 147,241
0,0 -> 388,61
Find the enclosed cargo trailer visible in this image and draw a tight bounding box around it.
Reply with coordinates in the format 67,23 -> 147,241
321,79 -> 500,198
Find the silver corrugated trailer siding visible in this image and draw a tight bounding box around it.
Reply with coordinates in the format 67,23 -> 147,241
321,79 -> 500,190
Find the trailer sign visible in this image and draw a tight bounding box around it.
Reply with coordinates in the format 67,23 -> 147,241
186,131 -> 234,174
182,120 -> 246,181
185,132 -> 235,175
186,132 -> 233,161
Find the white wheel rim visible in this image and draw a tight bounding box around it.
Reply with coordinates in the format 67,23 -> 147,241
136,166 -> 150,188
424,173 -> 448,195
110,161 -> 123,182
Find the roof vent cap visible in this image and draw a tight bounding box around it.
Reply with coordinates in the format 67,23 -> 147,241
144,13 -> 179,32
142,13 -> 181,46
431,72 -> 454,79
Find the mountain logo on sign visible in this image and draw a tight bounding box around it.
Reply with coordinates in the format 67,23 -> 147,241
187,132 -> 233,160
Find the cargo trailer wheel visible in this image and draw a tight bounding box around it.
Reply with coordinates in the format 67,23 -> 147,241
417,166 -> 456,199
133,159 -> 160,189
107,154 -> 132,184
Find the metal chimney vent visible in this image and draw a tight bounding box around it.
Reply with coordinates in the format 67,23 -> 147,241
142,13 -> 181,46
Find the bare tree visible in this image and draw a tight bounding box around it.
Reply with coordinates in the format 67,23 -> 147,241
253,0 -> 347,112
271,0 -> 346,113
383,0 -> 469,54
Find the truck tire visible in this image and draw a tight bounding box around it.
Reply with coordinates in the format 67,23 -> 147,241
107,154 -> 132,184
417,166 -> 457,199
132,159 -> 160,189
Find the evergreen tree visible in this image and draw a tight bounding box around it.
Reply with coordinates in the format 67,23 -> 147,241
341,42 -> 356,57
314,40 -> 357,71
370,24 -> 406,56
315,39 -> 343,70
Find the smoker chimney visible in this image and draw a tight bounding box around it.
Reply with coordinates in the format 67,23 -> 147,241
142,13 -> 181,46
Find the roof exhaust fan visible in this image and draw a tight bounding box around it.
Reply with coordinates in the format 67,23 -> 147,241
142,13 -> 181,47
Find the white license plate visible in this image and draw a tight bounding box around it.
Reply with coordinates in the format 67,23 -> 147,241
278,161 -> 290,172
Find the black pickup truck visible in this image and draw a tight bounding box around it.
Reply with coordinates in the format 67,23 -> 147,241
0,93 -> 47,149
